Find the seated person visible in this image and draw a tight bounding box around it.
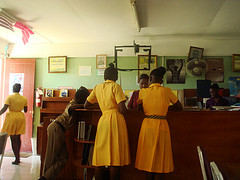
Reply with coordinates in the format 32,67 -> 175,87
206,84 -> 229,110
128,74 -> 149,110
38,87 -> 90,180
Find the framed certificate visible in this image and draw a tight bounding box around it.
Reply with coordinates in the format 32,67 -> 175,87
232,54 -> 240,72
48,56 -> 67,73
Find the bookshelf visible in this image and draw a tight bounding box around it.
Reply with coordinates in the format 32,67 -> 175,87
38,89 -> 76,176
72,109 -> 101,180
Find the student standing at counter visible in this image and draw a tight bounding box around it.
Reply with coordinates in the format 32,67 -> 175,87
39,87 -> 89,180
206,83 -> 229,110
128,74 -> 149,110
84,63 -> 130,180
135,67 -> 183,180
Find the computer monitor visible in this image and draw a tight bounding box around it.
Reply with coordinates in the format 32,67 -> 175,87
197,80 -> 211,98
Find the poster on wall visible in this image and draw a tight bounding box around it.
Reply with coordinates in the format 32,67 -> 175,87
166,59 -> 185,84
79,66 -> 92,76
205,58 -> 224,82
9,73 -> 24,95
138,55 -> 157,81
229,77 -> 240,97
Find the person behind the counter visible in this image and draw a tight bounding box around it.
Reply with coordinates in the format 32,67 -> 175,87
206,83 -> 229,110
128,74 -> 149,110
38,87 -> 90,180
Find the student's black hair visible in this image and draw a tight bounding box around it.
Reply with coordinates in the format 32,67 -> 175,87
139,74 -> 149,81
104,63 -> 118,81
210,83 -> 219,90
150,67 -> 166,79
13,83 -> 21,93
75,86 -> 90,104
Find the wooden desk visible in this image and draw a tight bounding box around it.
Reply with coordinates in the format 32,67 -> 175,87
40,110 -> 240,180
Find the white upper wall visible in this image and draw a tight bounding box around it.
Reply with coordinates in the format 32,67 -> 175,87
0,0 -> 239,57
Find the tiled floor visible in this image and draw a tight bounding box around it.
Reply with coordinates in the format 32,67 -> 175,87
0,155 -> 40,180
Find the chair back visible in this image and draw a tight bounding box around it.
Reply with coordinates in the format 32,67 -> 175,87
197,146 -> 213,180
0,132 -> 8,168
210,161 -> 229,180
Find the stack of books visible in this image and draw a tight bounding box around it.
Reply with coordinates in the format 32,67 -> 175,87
78,123 -> 97,165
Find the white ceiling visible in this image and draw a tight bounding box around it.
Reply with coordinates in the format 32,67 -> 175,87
0,0 -> 240,57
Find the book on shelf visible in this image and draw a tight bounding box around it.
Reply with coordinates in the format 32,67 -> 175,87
81,143 -> 91,165
77,121 -> 85,140
87,144 -> 94,166
81,124 -> 97,165
59,89 -> 68,97
86,124 -> 97,141
45,89 -> 54,97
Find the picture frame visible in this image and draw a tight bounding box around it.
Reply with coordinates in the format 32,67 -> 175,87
138,55 -> 157,81
232,54 -> 240,72
96,54 -> 107,69
59,89 -> 68,97
48,56 -> 67,73
205,58 -> 224,82
45,89 -> 54,97
166,59 -> 185,84
187,46 -> 204,61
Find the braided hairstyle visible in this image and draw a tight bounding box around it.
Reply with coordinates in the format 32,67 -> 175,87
104,63 -> 118,81
150,67 -> 166,83
13,83 -> 21,93
75,86 -> 90,104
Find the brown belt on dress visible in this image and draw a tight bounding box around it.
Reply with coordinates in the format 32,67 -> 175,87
145,115 -> 166,119
54,121 -> 65,133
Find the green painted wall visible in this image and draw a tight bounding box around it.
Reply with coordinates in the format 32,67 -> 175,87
33,56 -> 240,137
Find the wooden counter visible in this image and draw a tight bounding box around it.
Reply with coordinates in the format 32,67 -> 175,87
41,110 -> 240,180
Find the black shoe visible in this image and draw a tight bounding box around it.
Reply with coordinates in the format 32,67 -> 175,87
38,176 -> 47,180
12,160 -> 20,165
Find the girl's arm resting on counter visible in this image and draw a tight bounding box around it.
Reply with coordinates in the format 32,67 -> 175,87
168,100 -> 183,111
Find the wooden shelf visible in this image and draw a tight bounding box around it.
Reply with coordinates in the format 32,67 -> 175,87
40,108 -> 64,114
42,97 -> 73,101
73,160 -> 94,169
75,109 -> 101,112
74,138 -> 95,144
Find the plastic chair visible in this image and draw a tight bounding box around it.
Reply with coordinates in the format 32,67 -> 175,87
197,146 -> 213,180
210,161 -> 229,180
0,132 -> 8,169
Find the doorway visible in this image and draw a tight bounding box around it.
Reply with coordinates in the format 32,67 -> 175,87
0,58 -> 35,153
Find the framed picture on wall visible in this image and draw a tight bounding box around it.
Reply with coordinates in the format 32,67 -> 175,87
138,55 -> 157,81
96,54 -> 107,69
232,54 -> 240,72
48,56 -> 67,73
187,46 -> 204,61
166,59 -> 185,84
205,58 -> 224,82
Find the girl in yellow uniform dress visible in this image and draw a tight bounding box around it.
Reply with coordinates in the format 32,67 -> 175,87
84,63 -> 130,180
0,83 -> 28,165
135,67 -> 182,180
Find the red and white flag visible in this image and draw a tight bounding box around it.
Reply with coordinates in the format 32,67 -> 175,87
0,13 -> 14,31
14,21 -> 34,45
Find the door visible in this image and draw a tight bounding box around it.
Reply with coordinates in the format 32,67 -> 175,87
4,58 -> 35,152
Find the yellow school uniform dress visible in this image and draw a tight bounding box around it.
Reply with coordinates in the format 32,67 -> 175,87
1,93 -> 28,135
87,80 -> 131,166
135,83 -> 178,173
